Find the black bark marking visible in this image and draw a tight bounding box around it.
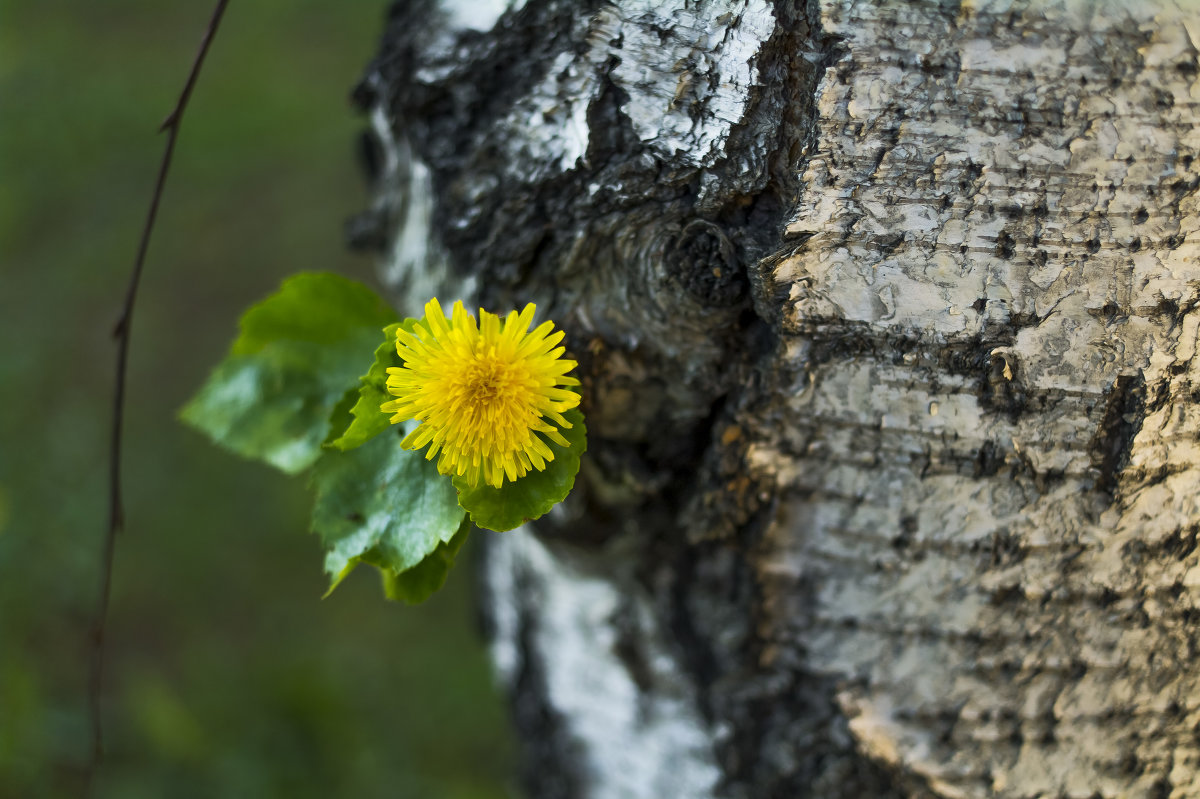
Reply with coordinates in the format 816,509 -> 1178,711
1149,777 -> 1173,799
980,350 -> 1027,420
973,439 -> 1003,478
877,231 -> 905,255
355,127 -> 384,185
995,230 -> 1015,259
610,598 -> 655,698
960,158 -> 984,193
872,127 -> 901,175
344,208 -> 390,253
665,540 -> 726,725
985,530 -> 1027,568
509,565 -> 588,799
1160,525 -> 1199,561
585,60 -> 641,166
1089,372 -> 1147,497
893,514 -> 918,549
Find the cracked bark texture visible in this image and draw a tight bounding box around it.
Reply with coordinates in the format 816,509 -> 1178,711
350,1 -> 1200,796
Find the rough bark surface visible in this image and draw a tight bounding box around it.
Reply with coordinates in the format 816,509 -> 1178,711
351,1 -> 1200,797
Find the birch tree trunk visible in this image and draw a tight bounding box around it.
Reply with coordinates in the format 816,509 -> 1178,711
349,1 -> 1200,796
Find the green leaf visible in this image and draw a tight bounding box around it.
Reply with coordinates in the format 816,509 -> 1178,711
233,272 -> 397,356
325,517 -> 470,605
323,385 -> 360,447
453,407 -> 587,532
381,518 -> 470,604
180,273 -> 398,474
311,427 -> 466,592
327,318 -> 424,452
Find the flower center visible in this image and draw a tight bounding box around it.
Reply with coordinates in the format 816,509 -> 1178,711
465,361 -> 505,404
452,356 -> 533,439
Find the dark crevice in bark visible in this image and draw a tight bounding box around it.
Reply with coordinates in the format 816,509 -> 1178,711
680,3 -> 915,794
508,556 -> 587,799
736,1 -> 845,330
344,118 -> 391,254
699,505 -> 911,799
376,0 -> 602,172
345,206 -> 391,254
369,0 -> 609,286
1124,524 -> 1199,563
663,539 -> 725,725
1090,371 -> 1147,498
584,59 -> 644,176
610,594 -> 656,701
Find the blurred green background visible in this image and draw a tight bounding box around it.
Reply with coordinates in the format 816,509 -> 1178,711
0,2 -> 515,797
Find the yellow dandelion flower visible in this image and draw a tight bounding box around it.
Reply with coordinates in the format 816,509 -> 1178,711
381,298 -> 581,489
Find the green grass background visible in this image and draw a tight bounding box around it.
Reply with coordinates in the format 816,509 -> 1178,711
0,2 -> 515,796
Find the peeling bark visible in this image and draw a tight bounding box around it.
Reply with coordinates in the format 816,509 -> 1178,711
352,1 -> 1200,796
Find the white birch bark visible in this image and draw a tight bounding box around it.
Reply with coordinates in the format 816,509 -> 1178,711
351,0 -> 1200,796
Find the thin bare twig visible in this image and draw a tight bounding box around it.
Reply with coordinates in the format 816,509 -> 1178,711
84,2 -> 230,794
